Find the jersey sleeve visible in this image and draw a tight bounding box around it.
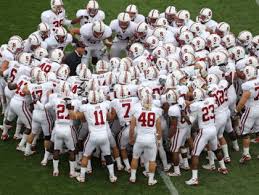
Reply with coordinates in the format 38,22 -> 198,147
41,11 -> 50,24
109,20 -> 117,31
99,10 -> 105,21
168,105 -> 180,117
241,82 -> 252,91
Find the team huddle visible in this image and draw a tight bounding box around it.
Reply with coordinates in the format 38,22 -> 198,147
0,0 -> 259,187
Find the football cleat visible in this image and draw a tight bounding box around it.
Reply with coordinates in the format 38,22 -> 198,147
202,164 -> 216,171
164,164 -> 172,172
142,171 -> 149,177
217,168 -> 229,175
16,145 -> 25,152
224,157 -> 231,164
53,171 -> 59,177
1,133 -> 9,141
86,168 -> 92,175
13,134 -> 23,140
148,179 -> 158,186
76,176 -> 85,183
124,167 -> 131,173
180,164 -> 190,170
24,150 -> 36,156
109,176 -> 117,183
70,172 -> 80,178
185,178 -> 199,186
167,172 -> 181,177
239,154 -> 251,164
41,159 -> 48,166
129,177 -> 136,183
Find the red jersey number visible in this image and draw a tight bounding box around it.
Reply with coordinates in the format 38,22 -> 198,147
202,105 -> 215,122
138,112 -> 156,127
57,104 -> 69,120
122,103 -> 130,118
94,110 -> 105,125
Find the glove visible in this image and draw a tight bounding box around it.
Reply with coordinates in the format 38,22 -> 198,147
64,98 -> 72,110
178,97 -> 186,111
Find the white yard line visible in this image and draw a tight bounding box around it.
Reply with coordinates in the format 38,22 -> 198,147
159,170 -> 179,195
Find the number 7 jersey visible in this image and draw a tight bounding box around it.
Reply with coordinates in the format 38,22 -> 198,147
241,78 -> 259,107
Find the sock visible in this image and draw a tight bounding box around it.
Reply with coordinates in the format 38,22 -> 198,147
2,124 -> 9,135
25,143 -> 32,153
32,135 -> 38,146
107,164 -> 115,177
243,147 -> 249,155
19,134 -> 28,147
87,160 -> 92,171
192,170 -> 198,179
43,149 -> 50,161
208,151 -> 215,166
158,146 -> 168,168
130,169 -> 136,179
115,157 -> 123,168
80,167 -> 87,178
222,144 -> 230,158
182,158 -> 189,167
144,162 -> 149,172
174,166 -> 180,174
218,160 -> 226,169
148,172 -> 155,182
123,159 -> 130,170
53,160 -> 59,172
14,124 -> 22,136
232,140 -> 239,149
69,161 -> 76,174
78,152 -> 83,162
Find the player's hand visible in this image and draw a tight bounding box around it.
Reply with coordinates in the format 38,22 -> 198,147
129,138 -> 135,145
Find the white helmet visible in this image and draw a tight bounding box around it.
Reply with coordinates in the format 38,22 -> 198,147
198,8 -> 212,23
88,90 -> 100,104
180,45 -> 195,57
110,57 -> 121,71
34,47 -> 48,60
207,34 -> 221,49
193,88 -> 206,101
165,76 -> 178,89
129,43 -> 144,59
138,87 -> 152,100
87,0 -> 99,17
115,84 -> 129,99
165,89 -> 178,104
252,35 -> 259,49
192,76 -> 207,89
38,23 -> 50,40
207,84 -> 219,95
147,9 -> 160,26
58,81 -> 71,98
129,66 -> 140,80
178,30 -> 194,45
182,52 -> 195,66
173,69 -> 186,82
88,78 -> 100,91
213,51 -> 228,66
153,27 -> 167,41
168,58 -> 180,73
207,74 -> 220,85
118,71 -> 131,84
34,70 -> 47,84
176,10 -> 190,27
137,59 -> 150,72
244,65 -> 257,81
222,34 -> 236,49
56,64 -> 70,80
229,46 -> 245,61
152,46 -> 168,58
156,58 -> 168,71
105,72 -> 117,86
155,18 -> 168,28
79,68 -> 92,81
96,60 -> 110,73
163,43 -> 176,55
92,21 -> 105,38
118,12 -> 131,30
50,49 -> 64,63
146,66 -> 159,80
46,72 -> 57,82
216,22 -> 230,37
119,59 -> 131,72
28,34 -> 41,48
7,38 -> 23,54
30,67 -> 42,83
246,56 -> 259,68
9,35 -> 23,43
135,22 -> 148,38
190,22 -> 206,36
54,27 -> 67,43
126,4 -> 138,20
18,52 -> 32,66
145,35 -> 159,50
191,37 -> 206,51
237,30 -> 253,46
121,57 -> 133,67
165,6 -> 177,23
76,63 -> 87,76
50,0 -> 64,13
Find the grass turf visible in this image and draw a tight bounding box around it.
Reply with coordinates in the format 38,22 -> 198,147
0,0 -> 259,194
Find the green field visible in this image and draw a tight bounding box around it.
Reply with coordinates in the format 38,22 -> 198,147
0,0 -> 259,194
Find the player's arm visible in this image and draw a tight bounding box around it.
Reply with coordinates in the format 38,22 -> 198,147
109,107 -> 117,121
129,116 -> 136,145
155,118 -> 162,142
0,60 -> 10,75
235,90 -> 251,113
168,116 -> 177,139
68,110 -> 85,121
22,85 -> 30,95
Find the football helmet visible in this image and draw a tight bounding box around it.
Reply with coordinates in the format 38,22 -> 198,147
145,35 -> 159,50
86,0 -> 99,17
118,12 -> 131,30
88,78 -> 100,91
155,18 -> 168,28
76,63 -> 87,76
192,76 -> 207,89
18,52 -> 32,66
7,38 -> 23,54
58,81 -> 71,98
252,35 -> 259,49
178,30 -> 194,45
198,8 -> 212,24
156,57 -> 168,71
165,89 -> 178,104
191,37 -> 206,52
193,88 -> 206,101
79,68 -> 92,81
118,71 -> 131,84
135,22 -> 148,38
110,57 -> 121,71
96,60 -> 110,73
88,90 -> 100,104
129,66 -> 140,80
28,34 -> 41,50
51,0 -> 64,13
50,49 -> 64,63
222,34 -> 236,49
229,46 -> 245,61
54,27 -> 67,43
163,43 -> 176,55
105,72 -> 117,86
92,21 -> 105,39
176,10 -> 190,27
35,70 -> 47,84
180,45 -> 195,56
215,22 -> 230,37
147,9 -> 160,26
137,59 -> 150,72
213,51 -> 228,66
165,6 -> 177,23
207,74 -> 220,85
237,30 -> 253,46
244,65 -> 257,81
141,93 -> 153,110
168,58 -> 180,73
245,56 -> 259,68
153,27 -> 167,41
115,84 -> 129,99
146,66 -> 159,80
34,47 -> 48,60
56,64 -> 70,80
126,4 -> 138,20
152,46 -> 168,58
207,34 -> 221,49
189,22 -> 205,36
129,43 -> 144,59
38,23 -> 50,40
182,52 -> 195,66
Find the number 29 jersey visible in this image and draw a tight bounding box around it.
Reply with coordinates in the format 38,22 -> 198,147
133,106 -> 162,143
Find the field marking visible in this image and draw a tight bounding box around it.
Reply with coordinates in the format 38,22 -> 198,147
158,169 -> 179,195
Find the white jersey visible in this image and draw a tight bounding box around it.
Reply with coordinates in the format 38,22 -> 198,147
202,19 -> 218,32
209,84 -> 229,113
111,97 -> 139,126
133,105 -> 162,143
76,9 -> 105,26
41,10 -> 71,31
28,82 -> 53,110
242,79 -> 259,107
0,47 -> 15,63
141,79 -> 163,95
168,104 -> 190,129
190,97 -> 217,129
80,23 -> 112,47
110,20 -> 136,41
3,61 -> 21,82
235,58 -> 247,71
13,75 -> 31,101
67,76 -> 82,95
132,14 -> 145,24
23,33 -> 48,52
39,58 -> 60,73
195,50 -> 209,60
44,34 -> 73,51
80,102 -> 109,133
